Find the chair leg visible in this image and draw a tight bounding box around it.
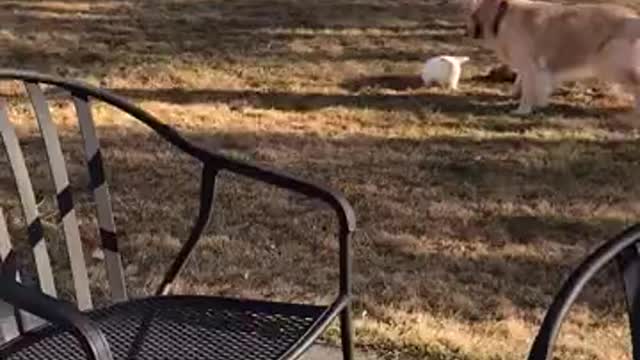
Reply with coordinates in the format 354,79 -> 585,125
340,306 -> 354,360
617,244 -> 640,360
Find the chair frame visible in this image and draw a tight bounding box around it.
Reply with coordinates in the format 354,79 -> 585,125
527,224 -> 640,360
0,70 -> 356,360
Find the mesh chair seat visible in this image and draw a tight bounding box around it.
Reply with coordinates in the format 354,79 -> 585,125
2,296 -> 327,360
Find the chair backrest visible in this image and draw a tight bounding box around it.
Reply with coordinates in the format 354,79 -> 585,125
0,72 -> 131,343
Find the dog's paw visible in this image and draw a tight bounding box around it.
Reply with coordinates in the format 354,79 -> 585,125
510,106 -> 533,116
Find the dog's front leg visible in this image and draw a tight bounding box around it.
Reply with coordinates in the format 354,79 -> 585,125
511,74 -> 522,98
534,70 -> 554,108
512,69 -> 536,115
511,70 -> 554,102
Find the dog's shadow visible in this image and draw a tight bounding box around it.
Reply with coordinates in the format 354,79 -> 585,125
340,74 -> 621,118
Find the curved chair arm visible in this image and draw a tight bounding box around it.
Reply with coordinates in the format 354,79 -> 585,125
527,223 -> 640,360
0,275 -> 113,360
200,157 -> 357,298
204,155 -> 356,231
156,158 -> 356,296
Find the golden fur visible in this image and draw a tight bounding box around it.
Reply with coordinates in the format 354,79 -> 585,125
465,0 -> 640,115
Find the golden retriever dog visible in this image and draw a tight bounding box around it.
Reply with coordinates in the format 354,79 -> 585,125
464,0 -> 640,115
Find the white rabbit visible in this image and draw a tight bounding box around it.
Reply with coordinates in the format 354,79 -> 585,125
421,55 -> 470,90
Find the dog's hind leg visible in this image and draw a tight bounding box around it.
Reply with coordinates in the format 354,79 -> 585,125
633,87 -> 640,113
625,69 -> 640,113
616,68 -> 640,113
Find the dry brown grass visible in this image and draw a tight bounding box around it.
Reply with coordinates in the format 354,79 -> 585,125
2,0 -> 640,359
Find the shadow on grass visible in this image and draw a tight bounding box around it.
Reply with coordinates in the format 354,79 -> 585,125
341,75 -> 425,92
106,85 -> 619,119
2,114 -> 638,321
0,0 -> 470,75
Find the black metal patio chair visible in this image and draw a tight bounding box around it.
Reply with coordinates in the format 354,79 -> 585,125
0,70 -> 356,360
527,224 -> 640,359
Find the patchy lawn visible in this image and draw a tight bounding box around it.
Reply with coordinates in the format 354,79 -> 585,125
1,0 -> 640,359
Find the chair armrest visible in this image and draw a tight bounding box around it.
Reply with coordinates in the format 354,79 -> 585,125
0,276 -> 113,360
208,154 -> 356,232
209,155 -> 357,298
157,156 -> 356,296
208,155 -> 357,296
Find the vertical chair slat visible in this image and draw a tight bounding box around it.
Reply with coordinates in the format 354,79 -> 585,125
25,83 -> 93,310
0,101 -> 50,332
0,208 -> 20,343
0,99 -> 57,298
72,93 -> 127,302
